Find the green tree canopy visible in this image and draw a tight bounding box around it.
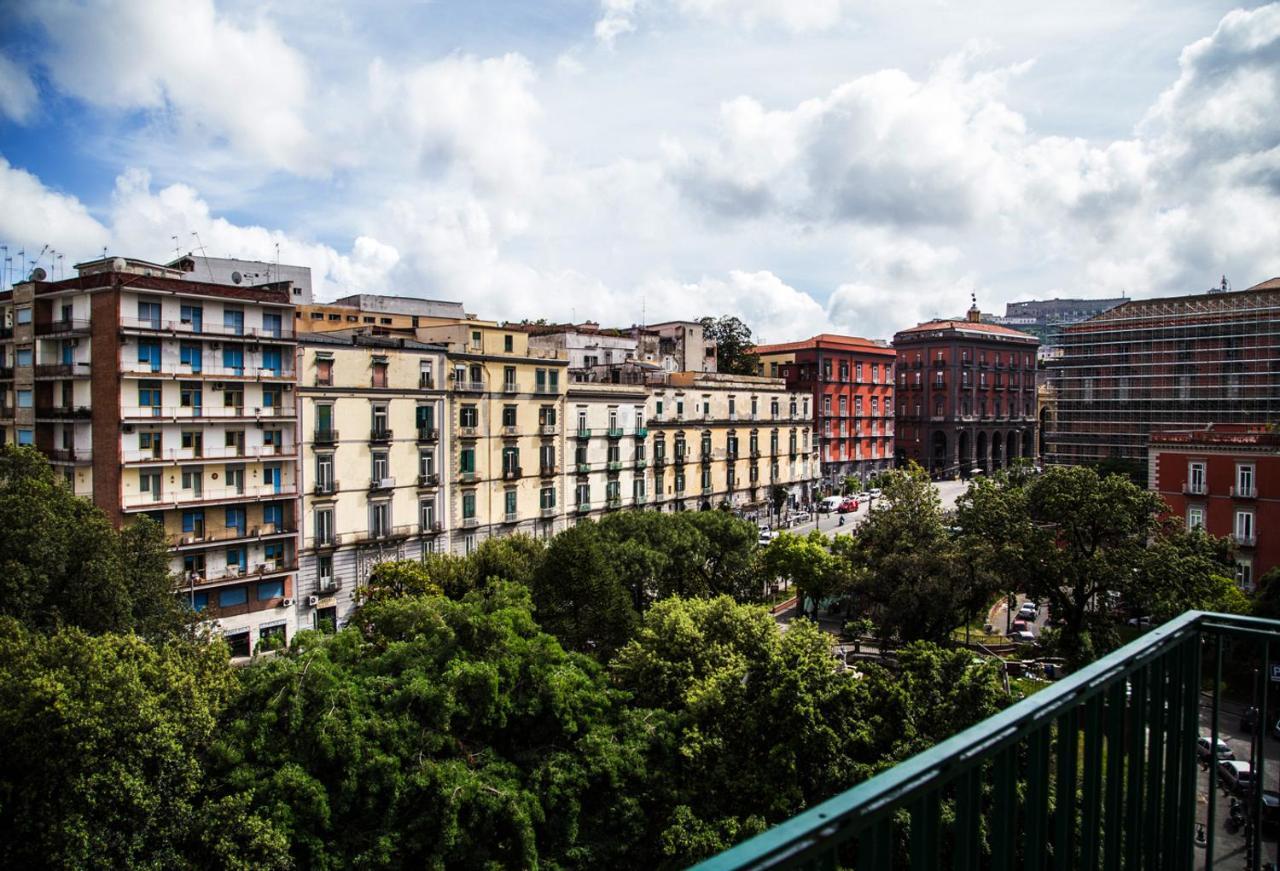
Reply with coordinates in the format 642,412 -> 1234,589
0,445 -> 189,641
699,315 -> 759,376
530,521 -> 638,658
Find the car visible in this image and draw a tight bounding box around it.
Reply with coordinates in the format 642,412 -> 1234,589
1219,759 -> 1256,795
757,529 -> 774,547
868,488 -> 882,499
791,511 -> 811,525
1126,615 -> 1153,627
838,499 -> 859,513
1010,620 -> 1030,634
1018,603 -> 1038,620
1197,736 -> 1235,762
1010,630 -> 1037,644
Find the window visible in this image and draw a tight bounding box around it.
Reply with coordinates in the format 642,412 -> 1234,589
315,508 -> 334,545
541,486 -> 556,509
371,404 -> 389,436
539,405 -> 557,426
419,450 -> 436,477
137,340 -> 161,372
1187,461 -> 1206,494
1235,510 -> 1255,543
316,454 -> 334,490
181,509 -> 205,534
181,430 -> 203,455
181,304 -> 203,332
460,405 -> 478,428
372,451 -> 389,482
15,347 -> 32,367
218,586 -> 248,608
263,312 -> 282,337
137,299 -> 161,329
1237,559 -> 1254,590
261,347 -> 283,375
471,330 -> 482,349
420,498 -> 437,530
505,490 -> 517,516
222,345 -> 244,374
372,360 -> 388,388
224,308 -> 244,336
503,405 -> 517,427
16,389 -> 32,408
180,343 -> 202,372
1237,463 -> 1256,497
16,306 -> 32,325
462,492 -> 476,519
502,447 -> 520,474
226,547 -> 248,571
504,334 -> 514,352
460,447 -> 475,474
179,382 -> 203,413
369,502 -> 390,537
257,580 -> 284,601
263,502 -> 284,529
1187,506 -> 1205,531
263,463 -> 283,492
577,482 -> 590,505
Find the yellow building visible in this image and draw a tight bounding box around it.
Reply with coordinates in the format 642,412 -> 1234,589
297,331 -> 450,629
648,373 -> 817,512
414,322 -> 570,551
294,294 -> 469,335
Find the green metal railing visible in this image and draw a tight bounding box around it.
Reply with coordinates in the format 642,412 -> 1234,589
692,611 -> 1280,871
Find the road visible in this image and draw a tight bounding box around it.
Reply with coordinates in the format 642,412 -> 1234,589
1198,696 -> 1279,870
766,479 -> 971,540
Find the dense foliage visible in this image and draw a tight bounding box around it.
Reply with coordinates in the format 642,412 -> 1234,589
699,314 -> 758,376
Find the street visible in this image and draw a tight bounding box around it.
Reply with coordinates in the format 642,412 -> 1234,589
767,478 -> 971,540
1198,695 -> 1279,870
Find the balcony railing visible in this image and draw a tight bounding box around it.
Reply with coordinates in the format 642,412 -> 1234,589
540,464 -> 558,477
314,480 -> 338,496
1234,532 -> 1257,547
369,428 -> 393,443
1230,485 -> 1257,499
417,473 -> 440,488
502,466 -> 523,480
119,317 -> 294,340
576,428 -> 592,439
539,423 -> 559,436
634,427 -> 648,438
694,611 -> 1280,871
35,405 -> 92,419
313,429 -> 339,445
416,427 -> 438,443
1182,481 -> 1208,496
607,427 -> 624,438
35,318 -> 91,336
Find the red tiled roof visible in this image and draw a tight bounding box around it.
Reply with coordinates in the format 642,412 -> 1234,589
754,333 -> 894,355
895,319 -> 1038,340
1244,277 -> 1280,292
1150,425 -> 1280,447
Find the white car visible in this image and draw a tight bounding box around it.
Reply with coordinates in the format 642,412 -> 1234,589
1018,603 -> 1038,620
757,529 -> 774,546
868,489 -> 882,499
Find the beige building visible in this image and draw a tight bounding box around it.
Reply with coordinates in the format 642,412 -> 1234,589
648,373 -> 817,512
414,321 -> 570,552
296,331 -> 449,630
294,295 -> 467,335
565,382 -> 651,517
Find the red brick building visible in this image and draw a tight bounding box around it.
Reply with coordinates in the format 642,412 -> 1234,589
1150,425 -> 1280,590
754,334 -> 896,488
892,305 -> 1039,476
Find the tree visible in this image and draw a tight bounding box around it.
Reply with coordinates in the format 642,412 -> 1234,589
0,445 -> 189,641
359,558 -> 444,604
856,464 -> 998,643
530,521 -> 637,658
683,510 -> 763,601
957,464 -> 1165,666
1253,567 -> 1280,620
699,315 -> 758,376
770,483 -> 789,525
762,531 -> 853,617
209,583 -> 654,869
0,619 -> 236,869
1133,523 -> 1247,620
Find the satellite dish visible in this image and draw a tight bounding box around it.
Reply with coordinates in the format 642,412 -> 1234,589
231,271 -> 243,284
112,257 -> 127,272
29,267 -> 47,282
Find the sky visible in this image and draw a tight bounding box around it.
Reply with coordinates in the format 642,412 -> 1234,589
1,0 -> 1278,343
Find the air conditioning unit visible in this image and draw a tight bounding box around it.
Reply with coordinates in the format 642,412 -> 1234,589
307,595 -> 319,606
281,598 -> 294,607
283,383 -> 293,391
226,565 -> 241,577
123,424 -> 134,433
212,382 -> 224,391
210,342 -> 221,349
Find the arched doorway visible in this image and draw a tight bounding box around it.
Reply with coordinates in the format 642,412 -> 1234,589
958,430 -> 971,473
976,431 -> 988,472
930,431 -> 948,475
991,431 -> 1004,469
1023,430 -> 1034,459
1007,431 -> 1019,466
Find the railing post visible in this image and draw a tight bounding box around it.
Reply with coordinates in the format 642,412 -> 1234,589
1054,707 -> 1079,871
1144,657 -> 1166,868
910,790 -> 939,871
1103,681 -> 1125,871
1025,724 -> 1052,871
1179,634 -> 1201,871
1081,693 -> 1104,869
1125,665 -> 1148,870
1206,632 -> 1221,871
953,767 -> 981,871
1161,642 -> 1184,865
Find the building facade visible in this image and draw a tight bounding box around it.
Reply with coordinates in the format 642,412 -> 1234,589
295,295 -> 467,335
296,332 -> 450,631
647,373 -> 817,513
414,321 -> 570,552
1149,425 -> 1280,590
755,334 -> 896,488
565,382 -> 651,517
1045,279 -> 1280,473
893,306 -> 1039,476
1,256 -> 301,657
644,320 -> 718,373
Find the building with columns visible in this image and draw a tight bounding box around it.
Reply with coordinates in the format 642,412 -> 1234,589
893,303 -> 1039,476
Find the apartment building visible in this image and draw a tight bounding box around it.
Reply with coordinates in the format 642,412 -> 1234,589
528,323 -> 657,377
643,320 -> 718,373
1150,425 -> 1280,590
755,334 -> 896,488
296,331 -> 449,631
565,382 -> 651,517
414,321 -> 570,552
647,373 -> 817,512
893,304 -> 1039,476
0,256 -> 301,657
296,295 -> 466,335
1045,279 -> 1280,472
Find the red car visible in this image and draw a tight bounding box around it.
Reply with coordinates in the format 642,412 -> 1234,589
838,499 -> 859,513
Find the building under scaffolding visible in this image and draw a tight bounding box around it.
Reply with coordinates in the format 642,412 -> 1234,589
1044,277 -> 1280,474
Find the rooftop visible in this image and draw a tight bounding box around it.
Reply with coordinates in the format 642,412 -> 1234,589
754,334 -> 895,356
894,319 -> 1039,341
1149,423 -> 1280,448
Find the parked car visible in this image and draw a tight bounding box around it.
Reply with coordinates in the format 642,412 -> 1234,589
1197,736 -> 1235,762
1010,630 -> 1037,644
838,498 -> 859,513
818,496 -> 843,514
1219,759 -> 1256,795
791,511 -> 810,525
1010,620 -> 1030,634
868,488 -> 882,499
1018,603 -> 1038,620
1126,615 -> 1153,627
757,529 -> 774,547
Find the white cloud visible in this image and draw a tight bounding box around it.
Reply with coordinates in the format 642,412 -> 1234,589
594,0 -> 856,44
0,157 -> 110,261
0,57 -> 37,123
635,270 -> 830,341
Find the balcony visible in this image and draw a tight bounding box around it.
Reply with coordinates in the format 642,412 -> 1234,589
459,471 -> 479,483
607,427 -> 624,438
576,428 -> 593,439
416,427 -> 438,443
701,485 -> 713,494
502,381 -> 519,394
35,405 -> 92,420
1230,485 -> 1257,499
422,521 -> 444,535
576,462 -> 591,475
314,576 -> 344,596
540,423 -> 559,436
541,506 -> 558,518
118,317 -> 295,340
47,447 -> 90,463
576,502 -> 591,514
354,525 -> 414,544
695,611 -> 1280,871
417,473 -> 440,488
634,459 -> 647,470
633,493 -> 648,504
540,464 -> 558,477
606,496 -> 622,510
313,429 -> 339,445
501,425 -> 519,437
35,318 -> 91,337
368,477 -> 396,491
34,363 -> 82,379
654,456 -> 666,468
1182,481 -> 1208,496
458,425 -> 479,439
634,427 -> 648,438
172,523 -> 296,550
369,428 -> 393,443
314,480 -> 338,496
607,461 -> 623,472
1234,532 -> 1257,547
502,511 -> 520,524
453,380 -> 485,392
502,466 -> 523,480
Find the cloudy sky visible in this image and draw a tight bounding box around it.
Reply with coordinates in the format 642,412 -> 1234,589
1,0 -> 1278,341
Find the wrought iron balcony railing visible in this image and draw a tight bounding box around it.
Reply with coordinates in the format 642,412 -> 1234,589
694,610 -> 1280,871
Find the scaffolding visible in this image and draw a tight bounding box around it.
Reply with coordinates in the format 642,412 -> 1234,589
1044,285 -> 1280,467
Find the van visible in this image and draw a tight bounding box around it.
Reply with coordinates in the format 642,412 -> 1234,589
819,496 -> 843,514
